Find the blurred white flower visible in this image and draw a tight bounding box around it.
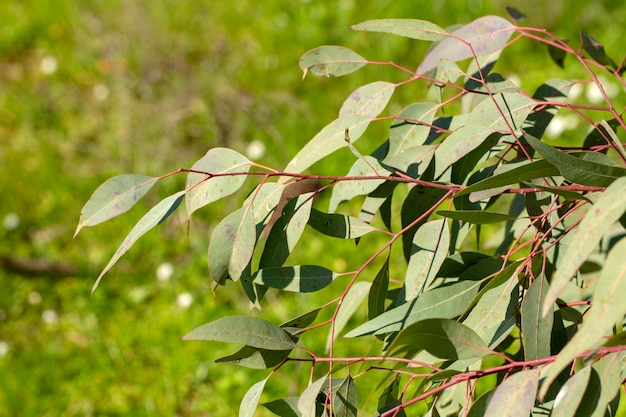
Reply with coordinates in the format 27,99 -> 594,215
507,73 -> 521,87
40,55 -> 58,75
567,83 -> 583,102
93,84 -> 110,102
176,292 -> 194,309
28,291 -> 42,305
156,262 -> 174,282
42,309 -> 59,324
0,341 -> 8,358
3,213 -> 19,230
546,114 -> 579,139
585,76 -> 620,104
246,140 -> 266,160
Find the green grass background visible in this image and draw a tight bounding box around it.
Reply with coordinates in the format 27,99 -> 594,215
1,1 -> 624,415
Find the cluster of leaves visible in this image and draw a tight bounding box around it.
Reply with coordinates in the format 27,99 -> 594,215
76,9 -> 626,417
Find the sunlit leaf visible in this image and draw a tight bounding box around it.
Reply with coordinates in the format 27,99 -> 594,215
240,379 -> 267,417
209,208 -> 245,285
326,282 -> 370,352
185,148 -> 251,217
435,59 -> 465,84
299,45 -> 367,79
467,92 -> 536,132
383,145 -> 436,179
298,376 -> 327,417
329,156 -> 388,213
417,16 -> 516,74
433,126 -> 497,178
404,219 -> 449,301
388,103 -> 439,156
387,318 -> 490,360
229,206 -> 256,281
75,174 -> 158,236
551,366 -> 591,417
182,316 -> 297,350
437,210 -> 517,224
350,18 -> 449,41
92,190 -> 185,293
521,275 -> 553,360
250,265 -> 338,293
339,81 -> 395,119
484,369 -> 539,417
308,209 -> 377,239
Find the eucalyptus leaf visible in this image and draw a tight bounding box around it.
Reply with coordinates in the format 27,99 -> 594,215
484,369 -> 539,417
339,81 -> 395,119
350,19 -> 449,41
326,282 -> 370,352
250,265 -> 338,293
299,45 -> 367,78
437,210 -> 517,224
239,379 -> 267,417
308,209 -> 377,239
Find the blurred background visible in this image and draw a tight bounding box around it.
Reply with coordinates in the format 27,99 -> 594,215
1,0 -> 624,415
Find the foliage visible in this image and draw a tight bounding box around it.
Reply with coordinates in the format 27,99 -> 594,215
78,10 -> 626,417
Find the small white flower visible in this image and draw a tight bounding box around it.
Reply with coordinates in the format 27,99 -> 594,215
93,84 -> 110,102
3,213 -> 19,230
0,341 -> 8,358
28,291 -> 42,305
156,262 -> 174,282
567,83 -> 583,102
246,140 -> 266,160
176,292 -> 194,309
42,309 -> 59,324
40,55 -> 58,75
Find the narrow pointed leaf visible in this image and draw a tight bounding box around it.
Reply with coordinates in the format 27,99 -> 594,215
368,258 -> 390,320
92,190 -> 185,293
350,18 -> 449,41
250,265 -> 338,293
339,81 -> 395,119
308,209 -> 377,239
433,126 -> 496,178
587,353 -> 622,417
326,282 -> 370,351
298,376 -> 327,417
387,318 -> 490,360
484,369 -> 539,417
543,177 -> 626,316
185,148 -> 251,217
581,31 -> 617,69
437,210 -> 517,224
263,397 -> 301,417
299,46 -> 367,78
240,379 -> 267,417
521,275 -> 553,360
182,316 -> 297,350
215,345 -> 291,369
209,207 -> 245,285
76,174 -> 158,236
417,16 -> 516,74
524,79 -> 572,138
229,207 -> 256,281
525,134 -> 626,186
404,219 -> 449,300
551,366 -> 591,417
467,92 -> 536,132
333,376 -> 358,417
505,6 -> 526,22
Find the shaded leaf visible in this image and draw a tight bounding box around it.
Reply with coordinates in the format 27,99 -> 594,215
281,308 -> 321,329
484,369 -> 539,417
524,79 -> 572,138
183,316 -> 297,350
521,275 -> 553,360
299,45 -> 367,79
505,6 -> 526,22
185,148 -> 251,217
75,174 -> 157,236
215,345 -> 291,369
298,376 -> 327,417
551,366 -> 591,417
404,219 -> 450,300
368,257 -> 390,320
329,156 -> 388,213
417,16 -> 516,74
434,126 -> 496,178
587,353 -> 622,417
250,265 -> 338,293
263,397 -> 301,417
525,134 -> 626,187
581,31 -> 617,69
240,379 -> 267,417
375,376 -> 406,417
339,81 -> 395,119
308,209 -> 377,239
350,19 -> 449,41
92,190 -> 185,293
326,282 -> 370,352
333,376 -> 358,417
359,181 -> 398,229
466,389 -> 495,417
383,145 -> 437,179
388,318 -> 490,360
437,210 -> 517,224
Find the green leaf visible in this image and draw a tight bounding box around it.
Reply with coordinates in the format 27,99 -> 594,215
250,265 -> 338,293
524,79 -> 572,138
298,376 -> 327,417
299,45 -> 367,79
229,206 -> 256,281
484,369 -> 539,417
209,207 -> 245,285
466,389 -> 495,417
404,219 -> 450,300
548,43 -> 567,68
521,275 -> 553,360
326,282 -> 370,352
467,92 -> 536,132
525,134 -> 626,187
350,18 -> 449,41
308,209 -> 377,239
182,316 -> 297,350
339,81 -> 395,119
240,379 -> 267,417
185,147 -> 251,217
215,345 -> 291,369
434,126 -> 497,178
358,181 -> 398,228
388,103 -> 439,156
92,190 -> 185,293
505,6 -> 526,22
551,366 -> 591,417
542,177 -> 626,316
375,377 -> 406,417
540,237 -> 626,397
263,397 -> 301,417
333,376 -> 358,417
383,145 -> 437,179
587,353 -> 622,417
75,174 -> 158,236
387,318 -> 490,360
282,114 -> 370,177
435,59 -> 464,84
329,156 -> 388,213
437,210 -> 517,224
368,258 -> 390,320
417,16 -> 516,73
581,31 -> 617,69
244,182 -> 283,227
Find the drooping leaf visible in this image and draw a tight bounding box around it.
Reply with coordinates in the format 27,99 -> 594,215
587,353 -> 622,417
540,237 -> 626,397
404,219 -> 450,301
240,379 -> 267,417
333,376 -> 358,417
466,389 -> 495,417
339,81 -> 395,119
388,103 -> 439,156
542,177 -> 626,316
584,119 -> 626,160
75,174 -> 158,236
383,145 -> 437,179
437,210 -> 517,224
298,376 -> 327,417
368,257 -> 390,320
525,134 -> 626,187
326,282 -> 370,352
282,115 -> 370,177
505,6 -> 526,22
229,206 -> 256,281
433,126 -> 497,178
244,182 -> 283,228
417,16 -> 516,74
92,190 -> 185,293
329,156 -> 388,213
263,397 -> 302,417
185,148 -> 251,217
484,369 -> 539,417
467,92 -> 536,132
375,376 -> 406,417
358,181 -> 398,228
387,318 -> 490,360
350,19 -> 449,41
521,275 -> 553,360
299,45 -> 367,79
183,316 -> 297,350
524,79 -> 572,139
548,43 -> 567,68
551,366 -> 591,417
215,345 -> 291,369
581,30 -> 617,69
308,209 -> 377,239
209,207 -> 245,285
250,265 -> 338,293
